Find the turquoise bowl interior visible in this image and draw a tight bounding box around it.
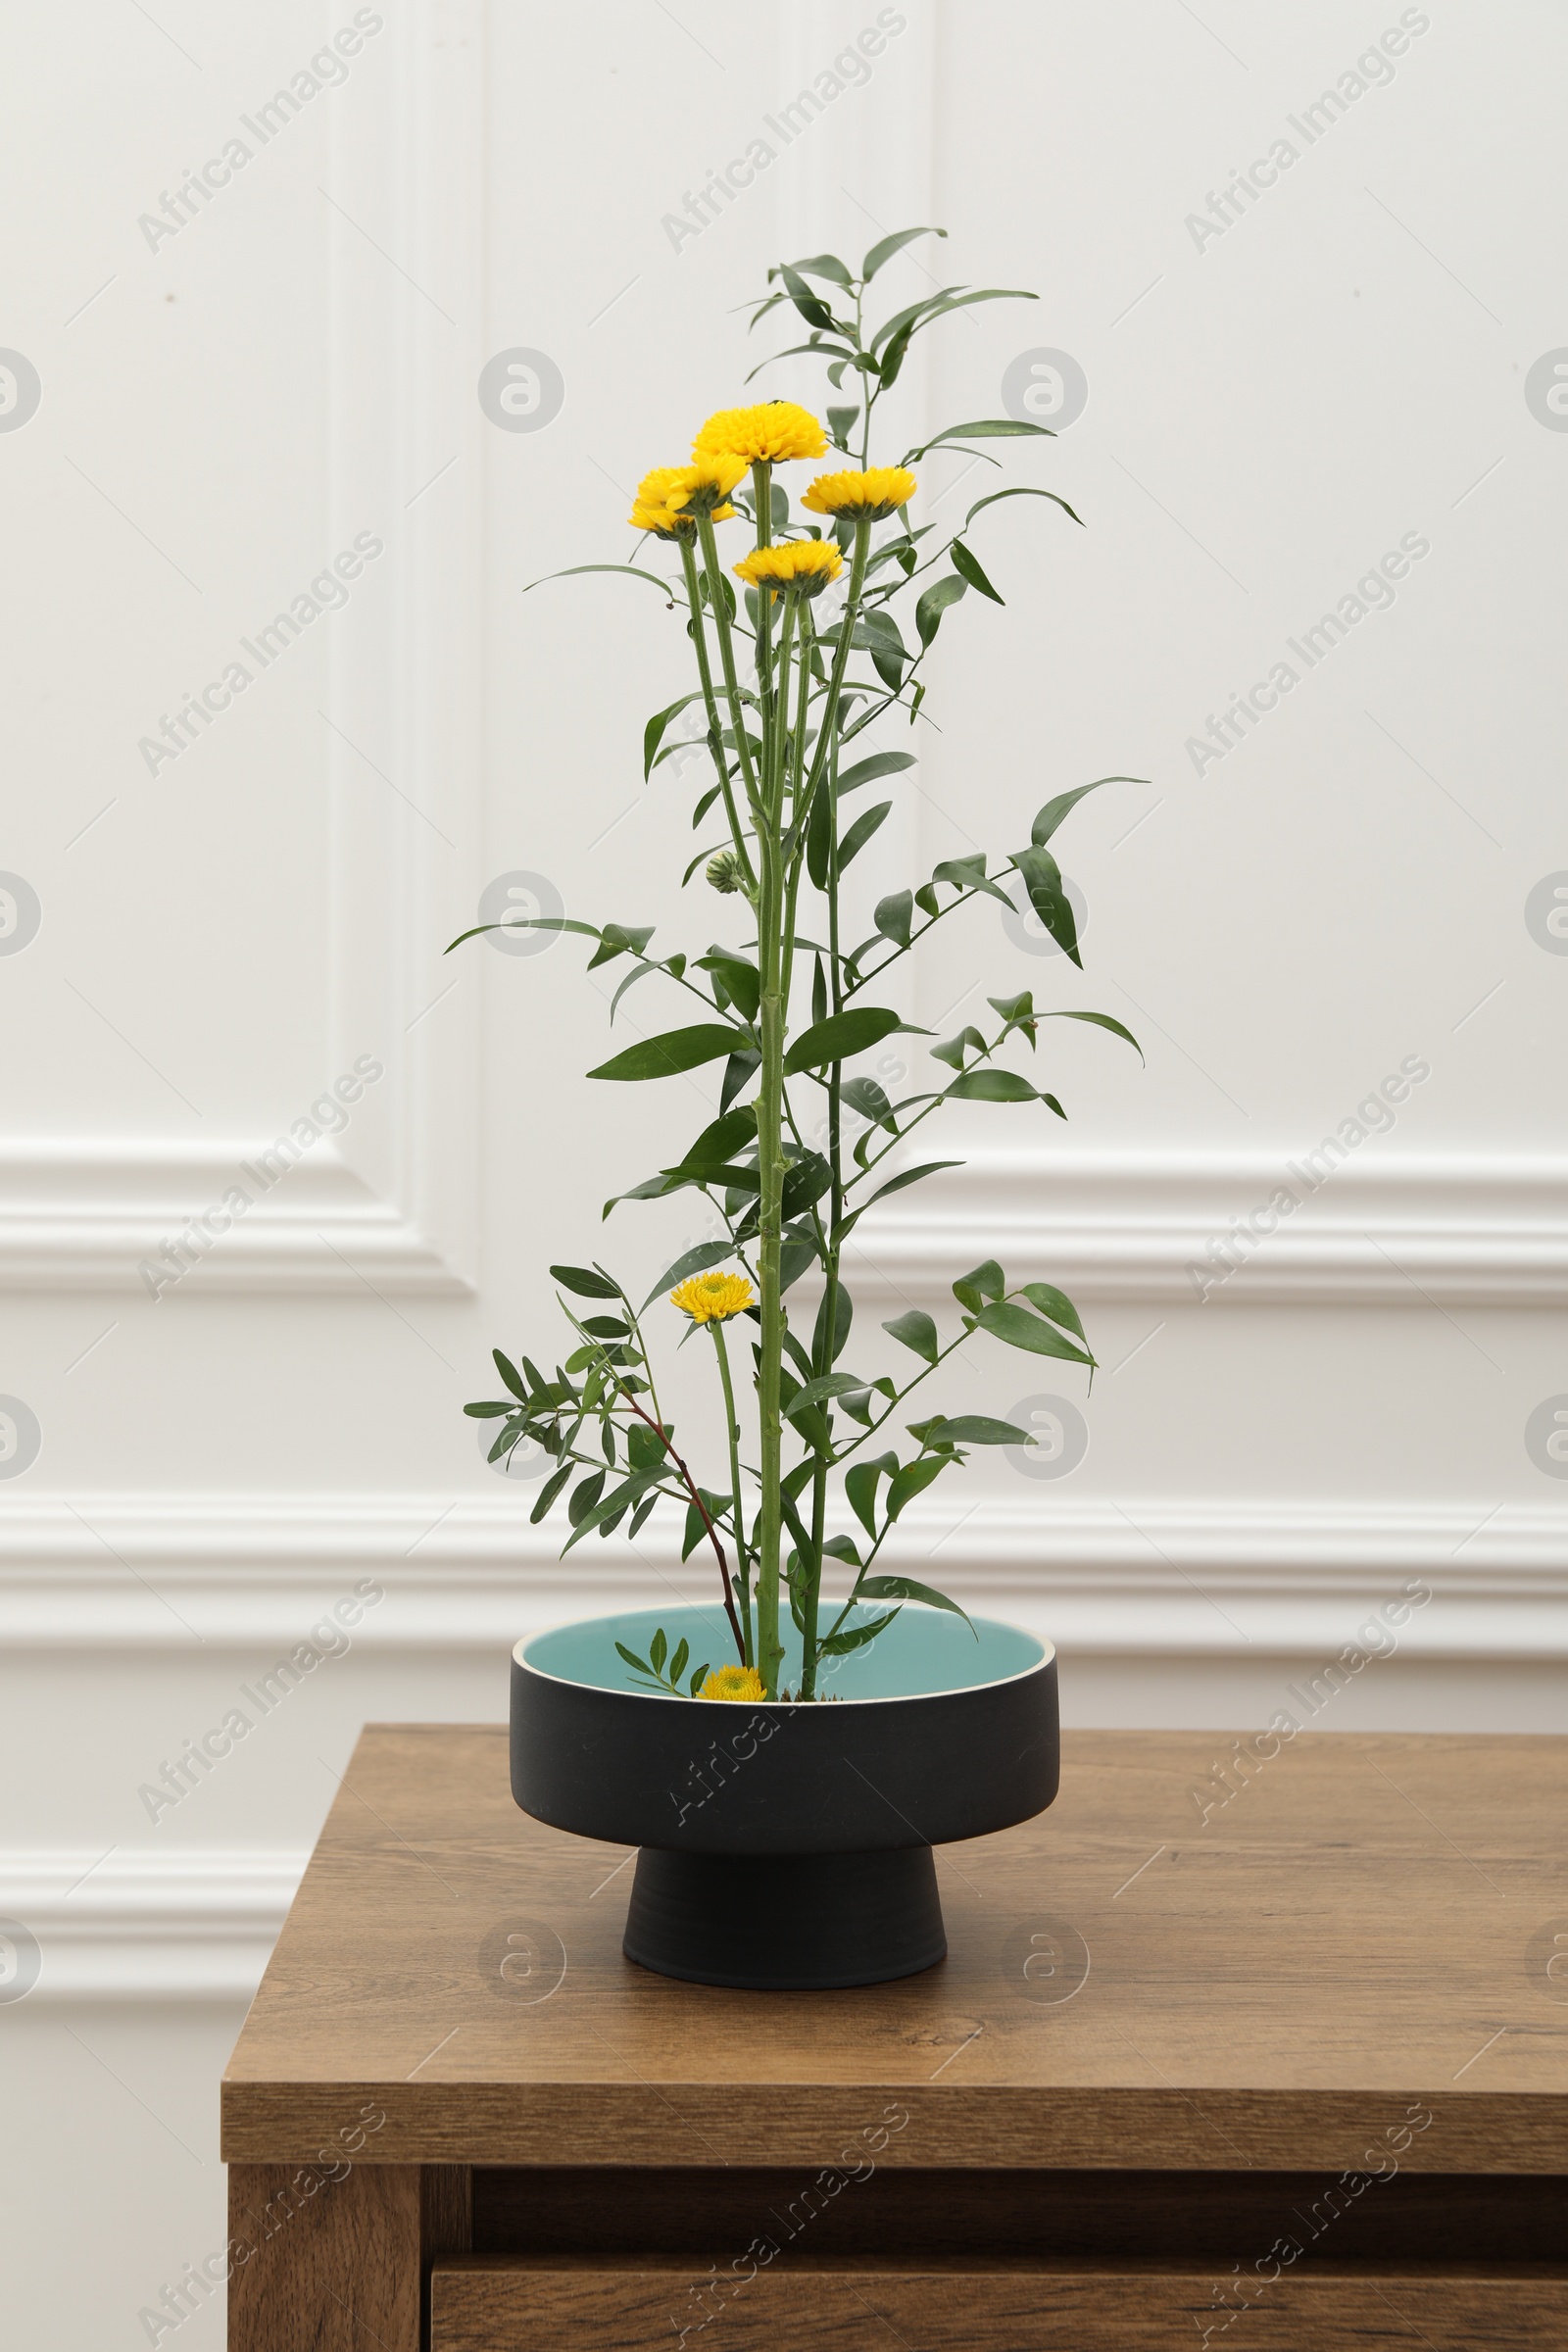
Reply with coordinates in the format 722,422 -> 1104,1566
519,1602 -> 1047,1702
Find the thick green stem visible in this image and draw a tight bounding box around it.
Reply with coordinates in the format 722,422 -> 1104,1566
710,1317 -> 752,1668
677,532 -> 756,893
753,588 -> 798,1699
754,818 -> 786,1696
800,722 -> 844,1703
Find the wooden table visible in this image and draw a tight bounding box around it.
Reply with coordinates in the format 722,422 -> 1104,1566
223,1725 -> 1568,2349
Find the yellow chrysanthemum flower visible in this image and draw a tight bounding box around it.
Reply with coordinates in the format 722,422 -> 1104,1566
628,500 -> 692,539
802,466 -> 917,523
733,541 -> 844,599
670,1270 -> 755,1323
627,462 -> 741,539
693,402 -> 827,465
700,1663 -> 766,1702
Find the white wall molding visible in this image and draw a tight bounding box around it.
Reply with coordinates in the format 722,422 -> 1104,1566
9,1148 -> 1562,1303
844,1152 -> 1568,1306
0,0 -> 485,1298
1,1849 -> 301,2001
0,1142 -> 466,1293
3,1492 -> 1564,1657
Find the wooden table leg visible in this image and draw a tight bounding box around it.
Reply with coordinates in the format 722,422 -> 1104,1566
227,2162 -> 469,2350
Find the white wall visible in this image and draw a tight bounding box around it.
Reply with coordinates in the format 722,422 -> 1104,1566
1,2 -> 1564,2342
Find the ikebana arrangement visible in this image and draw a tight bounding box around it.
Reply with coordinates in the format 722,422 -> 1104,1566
459,228 -> 1143,1984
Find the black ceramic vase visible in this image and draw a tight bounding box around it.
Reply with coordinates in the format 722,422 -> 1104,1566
511,1603 -> 1059,1990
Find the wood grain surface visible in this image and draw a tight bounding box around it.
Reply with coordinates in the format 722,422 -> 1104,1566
226,2161 -> 422,2352
221,1725 -> 1568,2171
428,2257 -> 1568,2352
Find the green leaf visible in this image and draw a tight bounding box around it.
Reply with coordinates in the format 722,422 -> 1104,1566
530,1460 -> 572,1524
953,1260 -> 1005,1312
976,1299 -> 1094,1366
587,921 -> 657,973
720,1049 -> 760,1111
875,320 -> 917,391
856,1573 -> 975,1632
446,915 -> 601,956
492,1349 -> 527,1401
932,854 -> 1014,907
914,573 -> 968,648
778,1485 -> 816,1579
608,958 -> 664,1024
690,1662 -> 711,1696
602,1172 -> 680,1216
862,224 -> 947,280
812,1282 -> 854,1367
832,753 -> 921,800
550,1263 -> 621,1299
1011,845 -> 1081,966
874,891 -> 913,950
838,799 -> 892,870
902,416 -> 1054,461
841,1075 -> 897,1131
649,1625 -> 667,1674
588,1024 -> 741,1082
568,1468 -> 607,1527
845,1452 -> 899,1539
695,949 -> 761,1024
614,1640 -> 652,1676
945,1069 -> 1040,1102
465,1399 -> 513,1418
792,251 -> 856,286
679,1106 -> 757,1168
871,288 -> 1035,361
806,781 -> 834,893
668,1636 -> 689,1686
883,1308 -> 938,1364
817,1609 -> 900,1657
886,1454 -> 950,1519
860,1161 -> 962,1214
642,1242 -> 732,1314
643,694 -> 704,781
627,1421 -> 668,1471
1031,776 -> 1146,846
525,564 -> 679,597
931,1026 -> 985,1071
780,262 -> 838,332
868,633 -> 908,693
826,403 -> 859,447
783,1004 -> 904,1074
561,1463 -> 669,1554
784,1372 -> 871,1420
951,539 -> 1004,605
779,1238 -> 818,1292
1043,1007 -> 1144,1058
781,1152 -> 832,1218
930,1416 -> 1031,1446
1015,1283 -> 1091,1348
964,484 -> 1085,534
